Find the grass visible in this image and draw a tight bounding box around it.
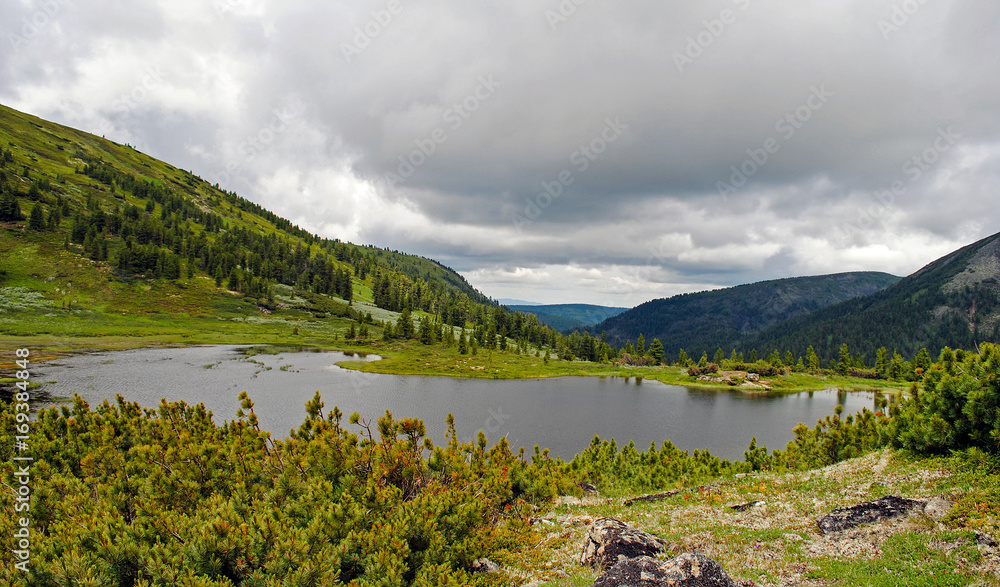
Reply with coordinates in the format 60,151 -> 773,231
499,449 -> 1000,586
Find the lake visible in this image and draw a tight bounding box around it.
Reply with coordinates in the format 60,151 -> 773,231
35,345 -> 882,461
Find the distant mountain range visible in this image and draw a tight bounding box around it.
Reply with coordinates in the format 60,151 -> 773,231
594,230 -> 1000,363
592,272 -> 902,359
745,231 -> 1000,362
508,303 -> 628,332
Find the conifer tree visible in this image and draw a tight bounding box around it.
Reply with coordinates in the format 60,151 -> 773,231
649,338 -> 665,364
806,345 -> 820,371
28,202 -> 46,230
837,343 -> 851,375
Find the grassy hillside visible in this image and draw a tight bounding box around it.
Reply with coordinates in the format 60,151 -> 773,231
591,272 -> 900,360
0,103 -> 551,358
508,303 -> 628,332
746,232 -> 1000,363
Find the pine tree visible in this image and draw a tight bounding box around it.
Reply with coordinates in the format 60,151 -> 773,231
397,309 -> 415,339
649,338 -> 665,364
458,332 -> 468,355
837,343 -> 851,375
714,348 -> 725,365
677,348 -> 690,366
875,347 -> 888,377
636,334 -> 645,356
28,202 -> 46,230
806,346 -> 820,371
749,349 -> 758,363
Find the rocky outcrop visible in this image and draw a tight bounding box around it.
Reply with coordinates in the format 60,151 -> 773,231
580,518 -> 667,570
816,495 -> 925,533
591,553 -> 738,587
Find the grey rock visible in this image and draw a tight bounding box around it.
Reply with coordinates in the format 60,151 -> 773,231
817,495 -> 925,534
922,497 -> 955,522
729,500 -> 764,512
580,517 -> 667,571
591,553 -> 738,587
977,533 -> 998,547
469,558 -> 500,574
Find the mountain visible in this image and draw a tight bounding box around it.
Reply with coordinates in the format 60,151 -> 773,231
0,103 -> 546,344
499,298 -> 543,306
508,303 -> 629,332
592,272 -> 901,358
745,232 -> 1000,362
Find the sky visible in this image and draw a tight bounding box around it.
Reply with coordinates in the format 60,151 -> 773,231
3,0 -> 999,306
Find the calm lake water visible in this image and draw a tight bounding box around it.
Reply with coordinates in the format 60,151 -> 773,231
35,345 -> 881,461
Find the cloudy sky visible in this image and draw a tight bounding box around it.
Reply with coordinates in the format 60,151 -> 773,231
3,0 -> 998,306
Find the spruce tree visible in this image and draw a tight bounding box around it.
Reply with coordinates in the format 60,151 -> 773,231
649,338 -> 665,364
837,343 -> 851,375
28,202 -> 46,230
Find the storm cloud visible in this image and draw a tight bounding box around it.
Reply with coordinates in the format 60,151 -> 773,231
3,0 -> 998,305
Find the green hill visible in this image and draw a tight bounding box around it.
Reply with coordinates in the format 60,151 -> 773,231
508,303 -> 628,332
0,103 -> 559,351
591,272 -> 901,359
745,231 -> 1000,363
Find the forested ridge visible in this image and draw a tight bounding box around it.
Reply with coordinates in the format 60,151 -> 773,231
0,103 -> 565,351
589,272 -> 900,358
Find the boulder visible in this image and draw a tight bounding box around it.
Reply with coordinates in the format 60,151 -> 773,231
580,518 -> 667,570
817,495 -> 925,534
977,533 -> 997,547
922,497 -> 955,522
591,553 -> 738,587
469,558 -> 500,574
729,500 -> 763,512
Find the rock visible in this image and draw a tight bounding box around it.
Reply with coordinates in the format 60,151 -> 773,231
977,533 -> 998,547
624,490 -> 680,506
580,518 -> 667,571
469,558 -> 500,574
746,373 -> 760,382
729,500 -> 764,512
816,495 -> 926,534
591,553 -> 738,587
578,481 -> 599,494
782,533 -> 803,542
922,497 -> 955,522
